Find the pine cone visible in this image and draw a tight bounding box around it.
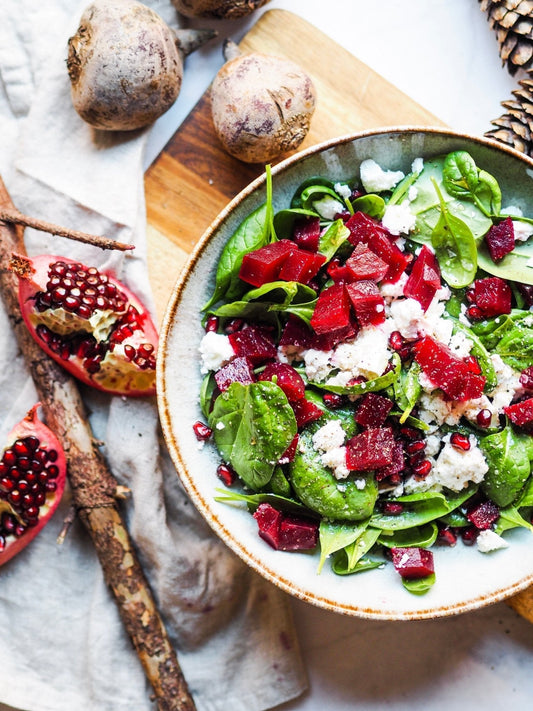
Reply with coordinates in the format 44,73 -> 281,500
485,74 -> 533,155
480,0 -> 533,75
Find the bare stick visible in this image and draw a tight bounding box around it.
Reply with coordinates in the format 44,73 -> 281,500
0,177 -> 196,711
0,207 -> 134,251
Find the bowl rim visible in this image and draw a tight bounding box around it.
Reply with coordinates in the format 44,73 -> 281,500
157,126 -> 533,619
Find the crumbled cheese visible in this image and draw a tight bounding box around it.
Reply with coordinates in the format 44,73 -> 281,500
321,447 -> 350,480
313,195 -> 345,220
312,419 -> 346,451
334,182 -> 352,200
303,348 -> 331,382
215,421 -> 225,430
330,327 -> 391,379
513,220 -> 533,242
199,331 -> 234,374
381,203 -> 417,235
411,157 -> 424,174
354,478 -> 366,490
425,434 -> 442,457
388,293 -> 453,344
448,330 -> 474,359
488,355 -> 522,412
403,471 -> 438,494
418,391 -> 489,427
477,529 -> 509,553
408,185 -> 418,201
359,158 -> 404,193
381,272 -> 409,302
501,205 -> 523,217
432,434 -> 488,492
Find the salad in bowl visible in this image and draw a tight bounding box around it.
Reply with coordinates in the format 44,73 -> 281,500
158,129 -> 533,618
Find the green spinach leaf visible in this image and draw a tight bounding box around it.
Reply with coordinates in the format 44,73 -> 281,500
480,424 -> 531,507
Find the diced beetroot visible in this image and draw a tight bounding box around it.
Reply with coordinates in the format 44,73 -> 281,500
413,336 -> 486,401
228,325 -> 277,365
391,547 -> 434,579
291,397 -> 324,428
279,316 -> 313,349
473,277 -> 512,318
279,515 -> 319,551
278,433 -> 299,464
307,324 -> 357,351
466,499 -> 500,530
327,258 -> 358,284
404,245 -> 441,312
520,366 -> 533,391
355,393 -> 394,428
214,356 -> 256,392
253,502 -> 318,551
310,283 -> 353,335
345,280 -> 386,327
278,248 -> 326,285
374,441 -> 405,482
345,242 -> 389,282
238,240 -> 296,287
346,427 -> 395,470
485,217 -> 515,262
345,212 -> 409,283
504,397 -> 533,426
258,362 -> 305,402
292,216 -> 321,252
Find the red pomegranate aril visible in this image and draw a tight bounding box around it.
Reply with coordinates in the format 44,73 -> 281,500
3,450 -> 16,467
217,463 -> 236,487
46,449 -> 58,462
193,421 -> 213,441
0,477 -> 14,492
520,366 -> 533,391
205,315 -> 219,333
388,330 -> 405,352
382,501 -> 404,515
45,480 -> 58,492
405,440 -> 425,455
467,305 -> 483,321
412,459 -> 432,478
323,393 -> 344,409
438,526 -> 458,546
476,409 -> 492,428
450,432 -> 471,451
46,464 -> 59,479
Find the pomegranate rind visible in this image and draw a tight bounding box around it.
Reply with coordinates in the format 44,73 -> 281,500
0,404 -> 67,567
15,254 -> 158,397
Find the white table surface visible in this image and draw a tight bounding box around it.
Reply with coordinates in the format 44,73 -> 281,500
4,2 -> 530,711
147,2 -> 533,711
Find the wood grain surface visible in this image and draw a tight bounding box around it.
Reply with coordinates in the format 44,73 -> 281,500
144,8 -> 533,621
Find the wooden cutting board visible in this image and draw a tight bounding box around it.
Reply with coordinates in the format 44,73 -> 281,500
143,8 -> 533,621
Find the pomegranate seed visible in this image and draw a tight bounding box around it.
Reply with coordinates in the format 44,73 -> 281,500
45,480 -> 58,492
205,316 -> 219,333
476,409 -> 492,428
412,459 -> 432,478
2,450 -> 16,467
520,366 -> 533,391
466,305 -> 483,321
450,432 -> 471,451
216,463 -> 236,486
465,288 -> 476,303
382,501 -> 404,515
388,331 -> 405,351
323,393 -> 344,409
224,318 -> 245,334
405,440 -> 425,454
437,526 -> 457,546
461,526 -> 479,545
0,477 -> 14,492
192,421 -> 212,441
400,426 -> 422,441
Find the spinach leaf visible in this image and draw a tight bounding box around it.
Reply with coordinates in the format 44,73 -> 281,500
214,488 -> 310,516
442,151 -> 501,216
370,487 -> 475,531
402,573 -> 436,595
469,313 -> 515,351
199,372 -> 217,418
209,381 -> 297,490
341,527 -> 381,572
203,203 -> 269,310
318,219 -> 350,261
480,424 -> 531,507
290,177 -> 338,209
450,319 -> 498,391
318,519 -> 369,573
351,194 -> 386,219
494,505 -> 533,535
331,551 -> 383,576
430,180 -> 477,288
311,353 -> 401,396
393,361 -> 421,423
273,208 -> 319,239
378,522 -> 438,548
494,323 -> 533,371
477,241 -> 533,286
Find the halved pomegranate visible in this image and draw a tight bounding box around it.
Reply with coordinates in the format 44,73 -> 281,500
0,404 -> 67,566
11,254 -> 158,396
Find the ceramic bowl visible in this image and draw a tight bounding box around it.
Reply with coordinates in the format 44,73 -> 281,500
157,127 -> 533,620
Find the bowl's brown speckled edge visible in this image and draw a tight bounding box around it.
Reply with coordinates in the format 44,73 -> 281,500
157,127 -> 533,620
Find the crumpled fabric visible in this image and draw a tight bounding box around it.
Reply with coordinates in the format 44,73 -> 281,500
0,1 -> 307,709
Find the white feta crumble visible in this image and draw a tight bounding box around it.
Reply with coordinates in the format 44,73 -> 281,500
359,158 -> 404,193
488,355 -> 522,412
501,205 -> 523,217
354,478 -> 366,490
381,272 -> 409,302
303,348 -> 331,382
199,331 -> 235,374
313,195 -> 344,220
432,434 -> 488,492
403,471 -> 438,494
334,182 -> 352,200
447,330 -> 474,359
418,391 -> 489,427
330,327 -> 391,380
381,203 -> 417,235
387,291 -> 453,345
321,447 -> 350,479
215,421 -> 225,430
408,185 -> 418,201
312,419 -> 346,451
476,529 -> 509,553
411,157 -> 424,174
513,220 -> 533,242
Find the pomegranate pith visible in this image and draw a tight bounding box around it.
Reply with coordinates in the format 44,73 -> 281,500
0,404 -> 66,566
12,254 -> 158,396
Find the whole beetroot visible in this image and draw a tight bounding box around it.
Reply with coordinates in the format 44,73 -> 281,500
67,0 -> 215,131
211,40 -> 317,164
172,0 -> 270,19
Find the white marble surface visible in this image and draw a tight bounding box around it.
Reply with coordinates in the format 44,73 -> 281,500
143,3 -> 533,711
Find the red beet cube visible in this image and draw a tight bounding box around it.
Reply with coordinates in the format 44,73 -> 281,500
279,316 -> 313,349
307,324 -> 357,351
310,283 -> 353,335
345,280 -> 386,327
327,259 -> 358,284
238,240 -> 296,287
258,362 -> 306,402
292,216 -> 321,252
404,245 -> 441,312
228,325 -> 277,364
466,500 -> 500,530
374,441 -> 405,482
473,277 -> 512,318
355,393 -> 394,428
413,336 -> 486,401
345,242 -> 389,282
278,248 -> 326,285
391,547 -> 434,579
345,212 -> 409,283
346,427 -> 395,470
253,503 -> 318,551
504,397 -> 533,426
291,397 -> 324,428
485,217 -> 515,262
253,502 -> 283,549
520,366 -> 533,391
214,356 -> 256,392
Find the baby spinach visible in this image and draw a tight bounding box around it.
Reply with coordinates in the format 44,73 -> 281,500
477,240 -> 533,286
378,522 -> 438,549
493,322 -> 533,371
339,527 -> 382,573
351,193 -> 386,219
209,381 -> 297,491
450,319 -> 498,391
480,424 -> 531,507
393,361 -> 421,423
331,551 -> 383,576
214,488 -> 310,516
318,218 -> 350,261
273,207 -> 319,239
311,353 -> 401,396
290,177 -> 338,209
494,505 -> 533,535
370,488 -> 475,531
442,150 -> 502,216
199,372 -> 216,419
317,519 -> 370,573
402,573 -> 436,596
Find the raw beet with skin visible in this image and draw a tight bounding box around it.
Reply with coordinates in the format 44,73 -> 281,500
12,254 -> 158,396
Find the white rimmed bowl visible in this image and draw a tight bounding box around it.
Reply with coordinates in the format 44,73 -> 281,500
157,127 -> 533,620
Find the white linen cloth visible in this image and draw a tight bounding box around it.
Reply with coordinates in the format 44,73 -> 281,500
0,1 -> 307,709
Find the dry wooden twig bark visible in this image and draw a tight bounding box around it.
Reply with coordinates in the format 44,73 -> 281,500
0,176 -> 196,711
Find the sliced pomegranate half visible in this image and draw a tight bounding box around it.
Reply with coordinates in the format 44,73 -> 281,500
0,404 -> 67,566
12,254 -> 158,396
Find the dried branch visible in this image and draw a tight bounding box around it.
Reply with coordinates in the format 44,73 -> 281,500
0,207 -> 134,251
0,176 -> 196,711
